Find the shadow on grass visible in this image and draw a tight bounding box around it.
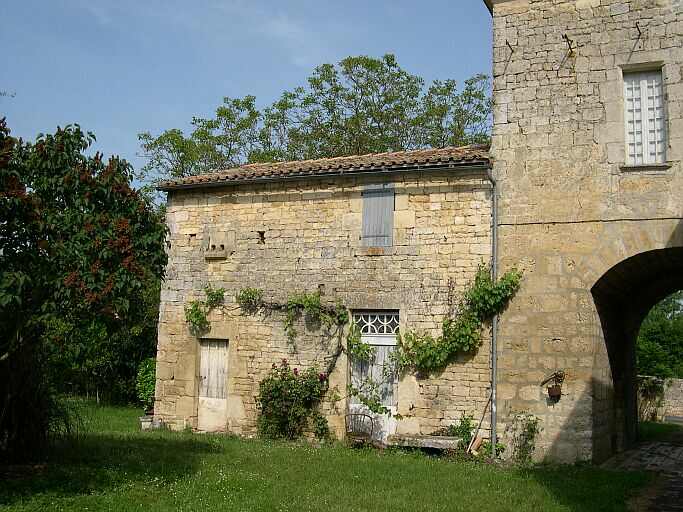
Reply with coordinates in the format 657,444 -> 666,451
638,421 -> 683,443
0,432 -> 220,506
526,464 -> 651,512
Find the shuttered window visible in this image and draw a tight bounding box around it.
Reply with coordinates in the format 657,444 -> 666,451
361,184 -> 394,247
624,70 -> 667,165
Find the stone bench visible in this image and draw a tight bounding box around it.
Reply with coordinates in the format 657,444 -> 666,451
386,434 -> 463,450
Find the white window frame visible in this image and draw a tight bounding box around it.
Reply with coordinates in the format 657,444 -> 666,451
623,69 -> 667,166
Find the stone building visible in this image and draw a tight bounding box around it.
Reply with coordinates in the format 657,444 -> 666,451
154,0 -> 683,462
486,0 -> 682,461
155,147 -> 496,441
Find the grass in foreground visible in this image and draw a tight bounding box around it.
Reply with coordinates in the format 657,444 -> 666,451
0,401 -> 649,512
638,420 -> 683,443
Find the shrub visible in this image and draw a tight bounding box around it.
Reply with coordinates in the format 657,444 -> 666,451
257,359 -> 328,439
432,413 -> 475,450
136,358 -> 156,412
508,412 -> 541,465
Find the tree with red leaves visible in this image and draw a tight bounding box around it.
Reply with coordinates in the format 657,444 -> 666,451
0,118 -> 167,461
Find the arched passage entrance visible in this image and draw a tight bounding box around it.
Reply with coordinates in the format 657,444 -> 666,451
591,247 -> 683,452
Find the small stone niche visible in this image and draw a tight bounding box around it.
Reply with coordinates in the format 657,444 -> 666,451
204,230 -> 236,261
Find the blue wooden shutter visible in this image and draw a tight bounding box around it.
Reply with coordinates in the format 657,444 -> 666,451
362,184 -> 394,247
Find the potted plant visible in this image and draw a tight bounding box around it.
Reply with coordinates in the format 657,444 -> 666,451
547,383 -> 562,399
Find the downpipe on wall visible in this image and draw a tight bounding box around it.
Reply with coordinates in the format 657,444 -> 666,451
486,167 -> 499,459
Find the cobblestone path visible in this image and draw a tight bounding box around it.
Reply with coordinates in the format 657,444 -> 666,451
604,424 -> 683,511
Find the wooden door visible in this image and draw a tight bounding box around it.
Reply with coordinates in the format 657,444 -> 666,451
197,340 -> 229,432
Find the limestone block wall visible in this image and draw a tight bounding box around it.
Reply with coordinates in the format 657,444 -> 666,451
664,378 -> 683,418
489,0 -> 683,462
155,170 -> 494,438
638,377 -> 683,421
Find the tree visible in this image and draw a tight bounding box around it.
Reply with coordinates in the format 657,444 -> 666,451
139,54 -> 492,180
0,119 -> 167,460
636,291 -> 683,378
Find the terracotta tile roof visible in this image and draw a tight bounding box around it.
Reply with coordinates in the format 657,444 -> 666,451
157,145 -> 490,191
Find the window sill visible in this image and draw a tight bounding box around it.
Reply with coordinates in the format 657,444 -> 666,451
619,163 -> 672,172
355,246 -> 395,257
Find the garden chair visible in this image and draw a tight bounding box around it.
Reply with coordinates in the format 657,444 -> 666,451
345,413 -> 375,445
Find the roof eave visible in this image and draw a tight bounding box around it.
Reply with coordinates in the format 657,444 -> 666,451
156,160 -> 491,192
484,0 -> 493,14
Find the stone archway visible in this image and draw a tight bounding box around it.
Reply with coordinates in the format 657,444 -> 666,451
591,247 -> 683,453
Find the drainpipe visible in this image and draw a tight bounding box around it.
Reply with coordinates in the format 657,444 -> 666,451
486,167 -> 499,459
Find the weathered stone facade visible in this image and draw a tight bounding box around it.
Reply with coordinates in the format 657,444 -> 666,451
155,167 -> 495,439
155,0 -> 683,463
489,0 -> 683,461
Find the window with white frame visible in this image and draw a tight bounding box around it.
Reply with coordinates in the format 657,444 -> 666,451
624,70 -> 667,165
350,311 -> 399,409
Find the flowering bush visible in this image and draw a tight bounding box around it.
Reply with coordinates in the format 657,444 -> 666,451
257,359 -> 329,440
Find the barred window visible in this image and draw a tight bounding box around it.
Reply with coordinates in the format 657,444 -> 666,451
354,311 -> 400,336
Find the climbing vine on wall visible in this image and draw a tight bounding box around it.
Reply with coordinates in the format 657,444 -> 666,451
393,265 -> 522,374
184,285 -> 226,334
345,323 -> 375,362
235,288 -> 348,342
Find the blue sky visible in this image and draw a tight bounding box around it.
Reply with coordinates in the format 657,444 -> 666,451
1,1 -> 492,174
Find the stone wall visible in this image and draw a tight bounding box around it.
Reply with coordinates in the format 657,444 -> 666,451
489,0 -> 683,462
155,170 -> 494,438
664,378 -> 683,418
638,377 -> 683,421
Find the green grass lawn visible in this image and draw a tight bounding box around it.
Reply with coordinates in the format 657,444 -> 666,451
638,420 -> 683,443
0,401 -> 650,512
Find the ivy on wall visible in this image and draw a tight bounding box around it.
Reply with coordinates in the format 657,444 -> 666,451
184,285 -> 226,335
235,288 -> 348,342
183,265 -> 522,439
393,265 -> 522,374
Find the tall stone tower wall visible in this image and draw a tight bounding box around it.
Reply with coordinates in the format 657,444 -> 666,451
489,0 -> 683,461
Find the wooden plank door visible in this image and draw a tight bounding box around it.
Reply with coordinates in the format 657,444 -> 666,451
197,340 -> 229,432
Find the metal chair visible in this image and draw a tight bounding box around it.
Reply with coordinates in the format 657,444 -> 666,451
345,413 -> 375,445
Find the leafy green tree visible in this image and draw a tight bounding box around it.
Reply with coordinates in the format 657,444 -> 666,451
45,277 -> 162,402
139,54 -> 491,180
0,119 -> 167,460
636,291 -> 683,378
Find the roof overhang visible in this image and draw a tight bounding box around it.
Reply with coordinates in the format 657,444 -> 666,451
158,161 -> 491,192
